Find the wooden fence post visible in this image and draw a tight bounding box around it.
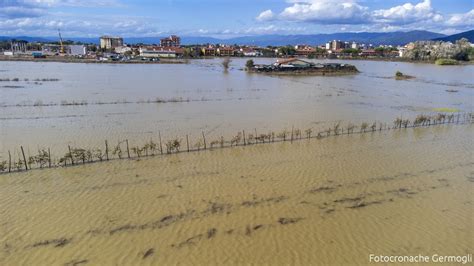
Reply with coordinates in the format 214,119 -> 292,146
126,139 -> 130,158
243,130 -> 246,146
48,148 -> 51,168
202,131 -> 207,150
159,131 -> 163,155
291,126 -> 294,143
8,150 -> 11,173
105,140 -> 109,161
20,146 -> 28,170
68,145 -> 74,165
186,135 -> 190,152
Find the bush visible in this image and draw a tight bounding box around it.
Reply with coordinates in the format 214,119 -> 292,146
435,59 -> 459,65
245,59 -> 254,70
395,71 -> 403,77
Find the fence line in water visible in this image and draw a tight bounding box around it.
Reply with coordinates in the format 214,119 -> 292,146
1,112 -> 473,175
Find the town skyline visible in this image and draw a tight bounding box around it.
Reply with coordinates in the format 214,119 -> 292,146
0,0 -> 473,38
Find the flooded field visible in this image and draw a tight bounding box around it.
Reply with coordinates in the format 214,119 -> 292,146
0,59 -> 473,265
0,124 -> 472,265
0,59 -> 473,157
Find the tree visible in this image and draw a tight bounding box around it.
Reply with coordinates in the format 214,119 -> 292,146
222,57 -> 231,71
342,48 -> 359,55
453,50 -> 469,61
468,47 -> 474,61
246,59 -> 254,70
278,46 -> 296,56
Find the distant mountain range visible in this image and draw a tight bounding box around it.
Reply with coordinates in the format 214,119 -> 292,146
433,29 -> 474,43
1,30 -> 471,46
205,30 -> 446,46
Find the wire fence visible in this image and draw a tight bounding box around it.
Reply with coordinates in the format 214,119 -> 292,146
1,112 -> 472,175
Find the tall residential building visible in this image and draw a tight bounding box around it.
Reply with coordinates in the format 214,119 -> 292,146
100,36 -> 124,50
331,40 -> 345,50
160,35 -> 181,47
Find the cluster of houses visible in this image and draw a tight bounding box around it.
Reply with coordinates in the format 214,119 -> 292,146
95,36 -> 403,60
2,34 -> 442,61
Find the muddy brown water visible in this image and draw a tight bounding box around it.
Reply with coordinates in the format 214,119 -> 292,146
0,59 -> 473,159
0,125 -> 473,265
0,59 -> 473,265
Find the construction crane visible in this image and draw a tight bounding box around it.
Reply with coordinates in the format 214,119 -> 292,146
58,28 -> 65,55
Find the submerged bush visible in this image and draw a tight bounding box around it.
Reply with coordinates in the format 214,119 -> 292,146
245,59 -> 254,70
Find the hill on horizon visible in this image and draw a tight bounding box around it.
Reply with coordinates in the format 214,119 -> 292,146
433,29 -> 474,43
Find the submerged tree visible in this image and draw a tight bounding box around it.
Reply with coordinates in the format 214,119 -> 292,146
222,57 -> 231,72
245,59 -> 254,70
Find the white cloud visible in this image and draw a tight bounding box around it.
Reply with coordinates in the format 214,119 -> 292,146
373,0 -> 443,24
278,0 -> 370,24
0,0 -> 123,19
446,9 -> 474,27
0,15 -> 160,37
256,9 -> 274,21
0,5 -> 46,18
254,0 -> 473,34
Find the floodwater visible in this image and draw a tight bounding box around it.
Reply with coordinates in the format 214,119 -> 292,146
0,59 -> 473,265
0,125 -> 472,265
0,59 -> 473,157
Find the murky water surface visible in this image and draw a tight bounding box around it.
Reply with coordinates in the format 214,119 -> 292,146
0,59 -> 473,265
0,59 -> 473,156
0,125 -> 472,265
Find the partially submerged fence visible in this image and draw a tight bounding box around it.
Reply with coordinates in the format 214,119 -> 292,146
1,112 -> 473,174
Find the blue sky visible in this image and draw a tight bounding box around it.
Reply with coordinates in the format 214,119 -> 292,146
0,0 -> 472,37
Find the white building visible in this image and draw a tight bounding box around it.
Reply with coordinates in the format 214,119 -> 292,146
398,47 -> 407,57
325,42 -> 331,50
115,46 -> 132,54
140,48 -> 177,58
68,45 -> 86,56
351,42 -> 359,49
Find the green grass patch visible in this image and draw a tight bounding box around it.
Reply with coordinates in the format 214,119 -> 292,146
435,59 -> 459,65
